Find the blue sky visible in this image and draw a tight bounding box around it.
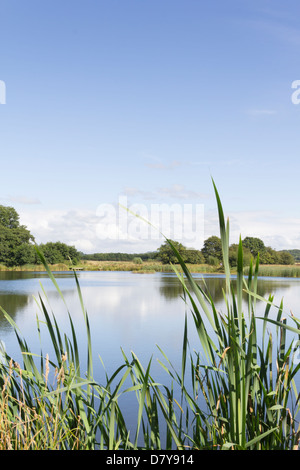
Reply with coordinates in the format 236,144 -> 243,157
1,0 -> 300,253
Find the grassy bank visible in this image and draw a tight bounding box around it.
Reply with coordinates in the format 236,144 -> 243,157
1,180 -> 300,449
78,259 -> 221,274
0,259 -> 221,274
0,263 -> 70,272
1,258 -> 300,277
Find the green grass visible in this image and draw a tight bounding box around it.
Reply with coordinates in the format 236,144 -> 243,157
2,259 -> 300,278
1,179 -> 300,449
77,259 -> 220,274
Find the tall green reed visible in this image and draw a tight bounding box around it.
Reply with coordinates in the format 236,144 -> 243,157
157,179 -> 300,449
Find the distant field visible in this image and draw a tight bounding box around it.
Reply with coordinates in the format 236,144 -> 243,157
79,259 -> 218,273
75,260 -> 300,277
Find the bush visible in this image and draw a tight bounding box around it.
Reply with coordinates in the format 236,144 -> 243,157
207,255 -> 219,266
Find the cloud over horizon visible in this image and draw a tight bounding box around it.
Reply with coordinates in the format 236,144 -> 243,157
19,204 -> 300,255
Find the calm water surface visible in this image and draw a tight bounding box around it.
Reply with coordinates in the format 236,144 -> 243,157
0,270 -> 300,382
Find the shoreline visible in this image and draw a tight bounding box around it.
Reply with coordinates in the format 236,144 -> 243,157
1,260 -> 300,277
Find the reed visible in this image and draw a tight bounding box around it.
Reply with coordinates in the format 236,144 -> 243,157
157,180 -> 300,449
0,179 -> 300,449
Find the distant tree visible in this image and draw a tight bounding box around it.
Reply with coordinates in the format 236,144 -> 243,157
228,243 -> 252,267
207,255 -> 220,266
14,244 -> 36,265
201,236 -> 222,263
0,205 -> 35,267
38,242 -> 80,265
157,240 -> 188,264
185,249 -> 205,264
0,206 -> 20,229
259,247 -> 279,265
277,251 -> 295,265
286,249 -> 300,262
81,251 -> 167,262
242,237 -> 265,257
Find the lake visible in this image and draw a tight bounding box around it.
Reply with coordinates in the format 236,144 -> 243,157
1,269 -> 300,443
0,269 -> 300,384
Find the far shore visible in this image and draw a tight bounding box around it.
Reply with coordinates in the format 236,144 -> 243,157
1,260 -> 300,277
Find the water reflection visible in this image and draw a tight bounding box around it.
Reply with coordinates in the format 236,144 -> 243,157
0,293 -> 31,326
0,270 -> 299,374
158,275 -> 185,300
158,273 -> 296,307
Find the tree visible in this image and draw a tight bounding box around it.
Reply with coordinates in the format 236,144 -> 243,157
185,249 -> 205,264
242,237 -> 265,257
277,251 -> 295,265
0,205 -> 35,267
259,246 -> 279,264
157,240 -> 188,264
38,242 -> 80,265
201,236 -> 222,263
14,244 -> 36,265
0,206 -> 20,229
286,250 -> 300,262
228,243 -> 252,267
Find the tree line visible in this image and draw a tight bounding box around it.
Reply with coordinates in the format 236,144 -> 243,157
83,236 -> 296,267
155,236 -> 295,266
80,252 -> 157,262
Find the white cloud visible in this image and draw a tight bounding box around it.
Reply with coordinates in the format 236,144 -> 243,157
145,158 -> 181,170
20,209 -> 100,251
158,184 -> 210,200
249,17 -> 300,47
123,184 -> 210,202
246,109 -> 277,116
69,239 -> 95,252
19,204 -> 300,256
123,187 -> 155,200
227,211 -> 300,250
0,195 -> 41,205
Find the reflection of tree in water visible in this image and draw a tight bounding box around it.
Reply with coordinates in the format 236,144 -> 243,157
0,272 -> 73,282
0,293 -> 31,328
158,276 -> 185,300
158,274 -> 292,306
197,277 -> 292,306
0,272 -> 49,281
0,286 -> 77,333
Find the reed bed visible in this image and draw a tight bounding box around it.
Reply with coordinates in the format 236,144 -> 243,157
245,264 -> 300,278
0,263 -> 70,272
0,180 -> 300,450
